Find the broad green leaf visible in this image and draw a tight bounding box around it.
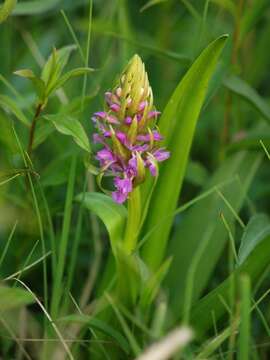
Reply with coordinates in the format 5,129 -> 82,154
0,0 -> 16,23
238,214 -> 270,265
0,285 -> 34,310
190,233 -> 270,334
76,192 -> 127,252
165,152 -> 261,313
59,314 -> 130,354
14,69 -> 46,100
141,35 -> 228,270
0,95 -> 30,127
13,0 -> 62,15
223,75 -> 270,124
45,114 -> 90,153
51,67 -> 94,93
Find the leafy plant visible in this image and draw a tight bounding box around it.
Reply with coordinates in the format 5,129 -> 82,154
0,1 -> 269,359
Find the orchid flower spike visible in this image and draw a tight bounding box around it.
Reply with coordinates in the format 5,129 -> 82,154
92,54 -> 170,203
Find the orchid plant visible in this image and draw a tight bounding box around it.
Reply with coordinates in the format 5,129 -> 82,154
2,4 -> 269,357
92,54 -> 170,204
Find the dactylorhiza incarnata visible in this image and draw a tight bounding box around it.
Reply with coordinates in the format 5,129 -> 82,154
92,54 -> 170,203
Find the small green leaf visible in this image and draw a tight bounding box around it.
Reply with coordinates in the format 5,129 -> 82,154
76,192 -> 127,252
14,69 -> 46,100
238,214 -> 270,265
45,114 -> 90,153
0,285 -> 34,310
41,45 -> 76,96
52,67 -> 95,92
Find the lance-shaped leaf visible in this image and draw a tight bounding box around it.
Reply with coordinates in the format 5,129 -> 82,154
51,67 -> 95,92
41,45 -> 76,97
141,35 -> 228,270
14,69 -> 46,101
45,114 -> 91,153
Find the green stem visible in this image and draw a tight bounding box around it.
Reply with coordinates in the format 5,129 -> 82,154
123,187 -> 141,254
27,102 -> 43,156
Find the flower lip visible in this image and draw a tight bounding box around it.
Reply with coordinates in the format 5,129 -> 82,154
112,177 -> 133,203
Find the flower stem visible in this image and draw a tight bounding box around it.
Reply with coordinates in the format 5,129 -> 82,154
123,186 -> 141,253
27,102 -> 43,156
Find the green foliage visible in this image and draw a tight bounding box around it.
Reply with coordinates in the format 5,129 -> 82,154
0,1 -> 269,359
166,151 -> 262,314
45,114 -> 90,153
190,233 -> 270,333
76,192 -> 127,252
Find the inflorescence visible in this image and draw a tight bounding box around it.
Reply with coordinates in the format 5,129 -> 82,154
92,55 -> 170,203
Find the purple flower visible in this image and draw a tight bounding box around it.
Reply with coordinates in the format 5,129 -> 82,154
112,177 -> 133,203
91,54 -> 170,203
125,116 -> 132,125
137,130 -> 163,142
152,148 -> 170,162
110,103 -> 121,112
96,148 -> 114,162
148,111 -> 161,119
